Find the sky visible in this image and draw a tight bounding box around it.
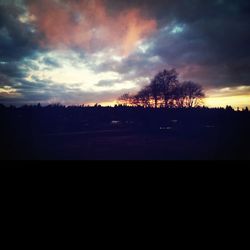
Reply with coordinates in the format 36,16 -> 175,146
0,0 -> 250,108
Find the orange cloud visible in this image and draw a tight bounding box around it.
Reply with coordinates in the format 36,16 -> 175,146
28,0 -> 157,56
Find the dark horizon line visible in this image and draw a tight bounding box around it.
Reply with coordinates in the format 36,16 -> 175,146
0,103 -> 249,112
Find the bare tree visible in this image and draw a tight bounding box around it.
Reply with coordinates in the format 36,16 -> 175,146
152,69 -> 179,107
134,87 -> 152,107
170,83 -> 183,108
149,79 -> 161,108
178,81 -> 205,107
118,93 -> 133,106
117,69 -> 205,109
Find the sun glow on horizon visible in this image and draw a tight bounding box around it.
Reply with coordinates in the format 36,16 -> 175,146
205,95 -> 250,109
205,86 -> 250,109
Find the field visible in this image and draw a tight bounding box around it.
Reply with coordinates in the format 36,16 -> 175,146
1,106 -> 249,160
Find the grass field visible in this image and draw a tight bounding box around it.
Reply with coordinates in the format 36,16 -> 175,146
1,106 -> 249,160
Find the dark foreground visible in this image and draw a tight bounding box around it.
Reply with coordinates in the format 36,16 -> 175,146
1,105 -> 250,160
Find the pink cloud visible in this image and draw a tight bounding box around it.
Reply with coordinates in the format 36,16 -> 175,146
28,0 -> 157,56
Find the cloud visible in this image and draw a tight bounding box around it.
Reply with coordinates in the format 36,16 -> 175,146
96,79 -> 118,87
0,77 -> 130,106
0,2 -> 38,62
42,57 -> 61,68
143,0 -> 250,87
207,86 -> 250,98
0,73 -> 11,86
28,0 -> 157,56
0,61 -> 27,78
1,0 -> 250,107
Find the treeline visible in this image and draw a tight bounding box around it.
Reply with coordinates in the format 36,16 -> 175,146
118,69 -> 205,108
0,103 -> 248,112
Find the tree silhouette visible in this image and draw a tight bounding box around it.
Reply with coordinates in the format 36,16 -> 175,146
157,69 -> 179,107
149,77 -> 162,108
178,81 -> 205,107
135,87 -> 152,107
118,69 -> 205,108
226,105 -> 234,112
118,93 -> 133,106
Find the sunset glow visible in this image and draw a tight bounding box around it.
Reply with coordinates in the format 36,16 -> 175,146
0,0 -> 250,107
1,0 -> 250,161
205,96 -> 250,109
205,86 -> 250,109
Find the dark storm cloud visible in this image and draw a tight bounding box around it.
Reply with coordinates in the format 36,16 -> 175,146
0,62 -> 26,78
164,1 -> 249,86
97,0 -> 250,88
108,0 -> 250,23
0,73 -> 11,86
0,0 -> 40,96
0,2 -> 38,62
149,0 -> 250,86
